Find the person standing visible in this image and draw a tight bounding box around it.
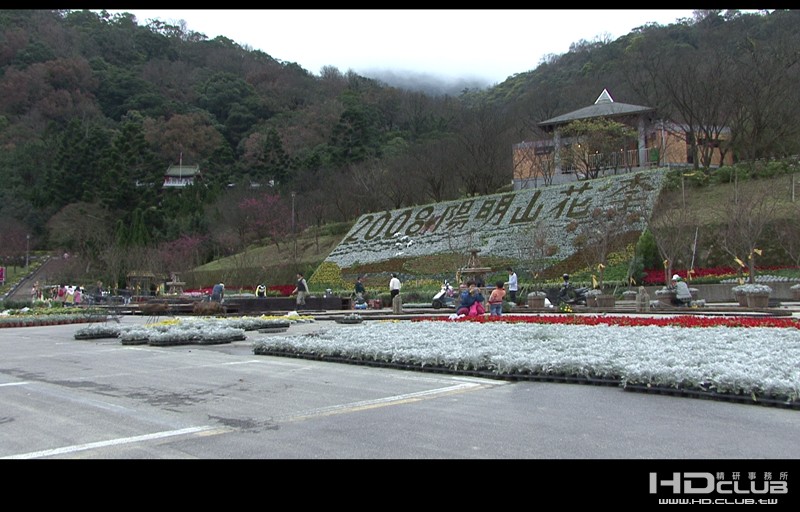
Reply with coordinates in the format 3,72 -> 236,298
292,272 -> 308,308
488,281 -> 506,317
354,276 -> 366,300
255,283 -> 267,298
65,285 -> 75,306
30,281 -> 40,304
211,282 -> 225,302
389,273 -> 402,300
506,267 -> 518,304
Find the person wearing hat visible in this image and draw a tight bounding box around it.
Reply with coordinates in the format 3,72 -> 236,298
670,274 -> 692,306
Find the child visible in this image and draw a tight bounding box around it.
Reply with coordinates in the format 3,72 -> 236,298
488,281 -> 506,317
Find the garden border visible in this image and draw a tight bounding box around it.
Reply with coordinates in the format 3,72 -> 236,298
252,348 -> 798,410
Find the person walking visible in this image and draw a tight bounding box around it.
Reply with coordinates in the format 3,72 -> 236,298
292,273 -> 308,309
255,283 -> 267,298
488,281 -> 506,317
389,273 -> 401,300
506,267 -> 518,304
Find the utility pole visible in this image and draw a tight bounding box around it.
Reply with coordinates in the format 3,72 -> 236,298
26,234 -> 30,268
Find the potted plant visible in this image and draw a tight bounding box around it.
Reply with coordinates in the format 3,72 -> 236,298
526,291 -> 546,309
335,313 -> 364,324
732,283 -> 772,308
791,283 -> 800,301
730,285 -> 750,307
654,287 -> 676,306
585,288 -> 603,308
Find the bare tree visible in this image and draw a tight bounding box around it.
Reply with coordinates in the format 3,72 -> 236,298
649,196 -> 700,284
574,206 -> 641,288
514,221 -> 558,286
453,103 -> 515,196
45,202 -> 113,274
713,181 -> 780,283
0,215 -> 29,269
405,138 -> 459,203
513,141 -> 557,189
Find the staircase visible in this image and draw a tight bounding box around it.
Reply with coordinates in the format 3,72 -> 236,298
2,255 -> 69,303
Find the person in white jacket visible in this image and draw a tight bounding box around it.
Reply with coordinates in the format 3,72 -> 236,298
505,267 -> 518,303
389,273 -> 401,300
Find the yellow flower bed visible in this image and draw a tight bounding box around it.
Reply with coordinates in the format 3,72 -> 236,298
309,261 -> 347,289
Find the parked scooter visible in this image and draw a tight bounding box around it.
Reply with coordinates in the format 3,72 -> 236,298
546,276 -> 589,306
432,280 -> 457,309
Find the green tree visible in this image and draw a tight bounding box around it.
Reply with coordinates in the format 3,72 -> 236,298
558,118 -> 637,180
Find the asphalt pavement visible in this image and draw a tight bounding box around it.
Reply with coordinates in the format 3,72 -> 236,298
1,313 -> 799,463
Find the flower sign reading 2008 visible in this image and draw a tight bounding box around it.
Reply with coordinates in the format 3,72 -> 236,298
326,169 -> 668,269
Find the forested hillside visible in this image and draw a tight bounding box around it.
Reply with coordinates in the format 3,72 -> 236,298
1,9 -> 798,290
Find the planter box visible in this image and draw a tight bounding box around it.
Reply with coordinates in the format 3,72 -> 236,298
594,294 -> 616,308
746,294 -> 770,308
656,290 -> 675,306
527,296 -> 545,308
226,296 -> 352,313
733,292 -> 749,307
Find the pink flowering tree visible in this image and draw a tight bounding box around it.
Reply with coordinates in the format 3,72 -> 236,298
237,193 -> 293,249
156,234 -> 207,277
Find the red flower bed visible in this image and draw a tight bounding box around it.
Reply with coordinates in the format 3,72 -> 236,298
642,265 -> 797,285
269,285 -> 295,297
413,314 -> 800,329
184,284 -> 295,296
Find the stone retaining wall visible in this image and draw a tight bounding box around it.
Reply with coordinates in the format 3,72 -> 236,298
643,282 -> 798,303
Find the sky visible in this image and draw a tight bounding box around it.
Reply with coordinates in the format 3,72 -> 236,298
104,9 -> 697,86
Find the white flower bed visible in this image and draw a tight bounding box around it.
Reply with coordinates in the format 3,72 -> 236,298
722,275 -> 800,284
96,315 -> 315,345
731,284 -> 773,295
252,321 -> 800,403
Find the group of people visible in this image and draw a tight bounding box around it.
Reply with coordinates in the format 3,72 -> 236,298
38,283 -> 85,305
443,267 -> 519,318
344,267 -> 519,317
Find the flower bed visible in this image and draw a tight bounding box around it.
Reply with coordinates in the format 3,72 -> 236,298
0,313 -> 105,328
72,315 -> 314,345
253,317 -> 800,407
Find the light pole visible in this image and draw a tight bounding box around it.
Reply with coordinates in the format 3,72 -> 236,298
291,192 -> 296,235
291,192 -> 297,262
25,234 -> 30,268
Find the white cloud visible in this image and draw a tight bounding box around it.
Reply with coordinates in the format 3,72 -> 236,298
104,9 -> 696,84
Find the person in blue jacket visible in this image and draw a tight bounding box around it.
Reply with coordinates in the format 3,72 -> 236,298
456,281 -> 485,316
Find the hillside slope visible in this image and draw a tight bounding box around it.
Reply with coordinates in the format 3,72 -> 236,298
197,172 -> 798,289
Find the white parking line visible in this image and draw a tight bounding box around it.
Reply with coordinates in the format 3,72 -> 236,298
1,426 -> 222,459
281,382 -> 493,422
